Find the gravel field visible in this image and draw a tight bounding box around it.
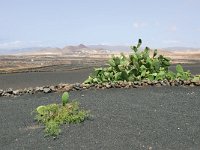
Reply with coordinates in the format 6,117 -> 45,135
0,68 -> 93,90
0,63 -> 200,150
0,63 -> 200,90
0,87 -> 200,150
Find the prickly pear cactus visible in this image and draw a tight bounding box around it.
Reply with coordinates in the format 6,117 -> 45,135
84,39 -> 196,84
62,92 -> 69,106
36,106 -> 47,115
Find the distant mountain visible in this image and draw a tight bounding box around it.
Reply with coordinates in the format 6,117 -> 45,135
164,47 -> 200,51
88,45 -> 131,52
1,44 -> 200,55
61,44 -> 109,55
89,45 -> 200,52
13,44 -> 109,55
0,47 -> 45,55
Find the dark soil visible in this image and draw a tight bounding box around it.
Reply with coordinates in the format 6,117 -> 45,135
0,68 -> 93,90
0,63 -> 200,149
0,87 -> 200,150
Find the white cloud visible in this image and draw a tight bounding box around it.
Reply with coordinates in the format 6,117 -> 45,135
154,21 -> 160,26
169,25 -> 177,32
162,40 -> 181,44
0,41 -> 44,49
133,22 -> 147,28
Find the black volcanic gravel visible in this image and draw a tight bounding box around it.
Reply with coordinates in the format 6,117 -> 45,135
0,86 -> 200,150
0,68 -> 93,90
0,63 -> 200,90
0,63 -> 200,149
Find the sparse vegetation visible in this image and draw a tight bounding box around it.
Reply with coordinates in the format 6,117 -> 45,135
34,92 -> 90,137
84,39 -> 200,84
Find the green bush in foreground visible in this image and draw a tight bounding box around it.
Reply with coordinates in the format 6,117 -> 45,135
34,92 -> 90,137
84,39 -> 200,84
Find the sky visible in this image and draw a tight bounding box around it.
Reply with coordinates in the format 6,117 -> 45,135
0,0 -> 200,51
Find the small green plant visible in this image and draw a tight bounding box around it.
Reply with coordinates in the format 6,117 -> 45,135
62,92 -> 69,106
192,75 -> 200,82
84,39 -> 198,84
34,92 -> 90,137
175,64 -> 191,80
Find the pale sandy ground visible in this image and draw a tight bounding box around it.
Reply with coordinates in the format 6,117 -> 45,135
0,50 -> 199,73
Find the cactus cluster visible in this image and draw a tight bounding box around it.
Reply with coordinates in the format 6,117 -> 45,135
84,39 -> 198,84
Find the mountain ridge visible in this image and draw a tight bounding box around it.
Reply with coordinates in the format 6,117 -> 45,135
1,44 -> 200,55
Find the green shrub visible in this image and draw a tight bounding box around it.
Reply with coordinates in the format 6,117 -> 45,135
84,39 -> 197,84
34,92 -> 90,137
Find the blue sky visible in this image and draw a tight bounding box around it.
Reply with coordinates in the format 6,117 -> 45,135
0,0 -> 200,50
